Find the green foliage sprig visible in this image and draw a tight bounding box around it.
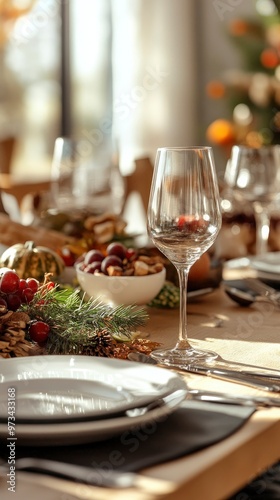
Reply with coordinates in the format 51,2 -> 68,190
22,286 -> 149,355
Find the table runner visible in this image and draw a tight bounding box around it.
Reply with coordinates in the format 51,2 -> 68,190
0,400 -> 255,477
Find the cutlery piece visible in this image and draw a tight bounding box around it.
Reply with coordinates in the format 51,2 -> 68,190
128,352 -> 280,392
224,285 -> 268,308
187,287 -> 215,300
244,278 -> 280,305
125,389 -> 186,417
188,389 -> 280,408
0,458 -> 139,488
128,351 -> 280,379
174,365 -> 280,392
171,364 -> 280,392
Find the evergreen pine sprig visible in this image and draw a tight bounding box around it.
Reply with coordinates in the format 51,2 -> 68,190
21,286 -> 149,355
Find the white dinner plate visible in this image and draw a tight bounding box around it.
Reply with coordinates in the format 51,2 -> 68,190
0,355 -> 187,445
0,377 -> 136,422
250,252 -> 280,275
224,253 -> 280,283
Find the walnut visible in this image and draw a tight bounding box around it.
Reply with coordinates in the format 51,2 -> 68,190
107,265 -> 123,276
84,213 -> 118,231
148,262 -> 164,274
123,268 -> 134,276
83,213 -> 128,244
134,260 -> 149,276
92,221 -> 115,244
138,255 -> 164,265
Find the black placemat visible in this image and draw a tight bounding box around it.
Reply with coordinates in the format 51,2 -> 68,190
0,400 -> 255,473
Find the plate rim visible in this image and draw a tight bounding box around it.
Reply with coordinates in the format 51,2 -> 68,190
0,376 -> 138,422
0,355 -> 187,442
0,391 -> 185,446
224,253 -> 280,282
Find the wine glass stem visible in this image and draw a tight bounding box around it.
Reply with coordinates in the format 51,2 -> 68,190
254,206 -> 270,255
176,265 -> 192,349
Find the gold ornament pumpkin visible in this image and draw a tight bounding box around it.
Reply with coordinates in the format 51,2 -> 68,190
0,241 -> 65,281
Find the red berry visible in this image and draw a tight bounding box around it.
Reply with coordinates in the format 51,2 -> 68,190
60,247 -> 76,267
6,294 -> 21,311
0,270 -> 20,294
19,279 -> 28,294
46,282 -> 55,290
126,248 -> 137,261
26,278 -> 39,293
106,242 -> 127,260
21,288 -> 35,303
29,321 -> 50,343
177,215 -> 207,232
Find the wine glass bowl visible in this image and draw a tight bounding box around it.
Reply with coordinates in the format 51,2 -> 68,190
224,145 -> 280,255
147,147 -> 222,366
50,137 -> 125,215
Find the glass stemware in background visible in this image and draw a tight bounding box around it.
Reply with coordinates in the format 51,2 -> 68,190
51,137 -> 80,212
147,147 -> 222,366
50,137 -> 125,214
224,145 -> 280,255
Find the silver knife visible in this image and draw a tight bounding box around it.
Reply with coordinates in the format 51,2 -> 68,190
0,458 -> 139,489
188,389 -> 280,407
176,364 -> 280,393
128,352 -> 280,393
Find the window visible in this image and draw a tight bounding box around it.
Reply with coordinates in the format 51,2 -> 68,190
3,0 -> 61,179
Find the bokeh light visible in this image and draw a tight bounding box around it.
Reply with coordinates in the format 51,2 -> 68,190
233,104 -> 253,126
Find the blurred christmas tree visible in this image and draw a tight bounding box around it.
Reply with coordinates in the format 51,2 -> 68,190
206,0 -> 280,157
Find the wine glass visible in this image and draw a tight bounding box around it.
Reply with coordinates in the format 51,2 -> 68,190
147,147 -> 222,366
50,137 -> 81,212
50,137 -> 125,214
224,145 -> 280,255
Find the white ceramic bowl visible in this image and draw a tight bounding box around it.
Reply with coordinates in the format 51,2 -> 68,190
76,264 -> 166,306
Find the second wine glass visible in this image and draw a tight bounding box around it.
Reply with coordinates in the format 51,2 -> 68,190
225,145 -> 280,255
147,147 -> 222,366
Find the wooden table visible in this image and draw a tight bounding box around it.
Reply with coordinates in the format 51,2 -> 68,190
1,285 -> 280,500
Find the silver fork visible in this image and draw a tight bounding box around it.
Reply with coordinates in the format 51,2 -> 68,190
0,458 -> 140,488
244,278 -> 280,306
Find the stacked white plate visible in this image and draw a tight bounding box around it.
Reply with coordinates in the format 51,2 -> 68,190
224,252 -> 280,284
0,356 -> 187,445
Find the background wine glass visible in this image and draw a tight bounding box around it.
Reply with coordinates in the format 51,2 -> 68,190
50,137 -> 125,214
224,145 -> 280,255
147,147 -> 222,366
50,137 -> 80,212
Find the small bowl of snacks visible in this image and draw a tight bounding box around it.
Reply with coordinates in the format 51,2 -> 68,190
76,242 -> 166,306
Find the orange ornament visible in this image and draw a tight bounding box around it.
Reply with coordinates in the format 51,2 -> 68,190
260,48 -> 279,68
206,119 -> 236,146
206,81 -> 225,99
228,19 -> 248,36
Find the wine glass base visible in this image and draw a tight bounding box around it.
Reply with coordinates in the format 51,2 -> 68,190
150,346 -> 218,367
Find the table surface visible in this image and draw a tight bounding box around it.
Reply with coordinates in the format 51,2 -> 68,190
1,281 -> 280,500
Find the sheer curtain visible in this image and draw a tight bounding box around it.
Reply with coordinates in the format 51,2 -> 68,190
71,0 -> 198,175
69,0 -> 199,231
2,1 -> 199,179
110,0 -> 198,174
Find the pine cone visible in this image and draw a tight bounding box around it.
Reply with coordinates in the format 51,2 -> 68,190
82,331 -> 161,360
82,329 -> 117,357
0,308 -> 33,358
